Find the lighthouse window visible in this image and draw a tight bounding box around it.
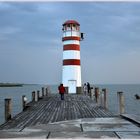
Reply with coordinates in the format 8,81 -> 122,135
64,26 -> 66,30
67,24 -> 71,30
72,24 -> 76,31
76,26 -> 79,31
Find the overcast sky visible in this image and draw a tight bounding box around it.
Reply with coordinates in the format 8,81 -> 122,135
0,2 -> 140,85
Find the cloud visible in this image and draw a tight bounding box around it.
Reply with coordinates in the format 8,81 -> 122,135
0,2 -> 11,9
0,26 -> 21,34
0,26 -> 22,42
0,2 -> 38,13
0,2 -> 140,84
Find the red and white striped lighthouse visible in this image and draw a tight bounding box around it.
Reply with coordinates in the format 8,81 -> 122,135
62,20 -> 82,94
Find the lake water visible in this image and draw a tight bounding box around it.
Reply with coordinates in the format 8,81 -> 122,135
0,84 -> 140,125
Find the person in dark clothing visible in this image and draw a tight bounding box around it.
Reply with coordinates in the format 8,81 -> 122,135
87,82 -> 91,94
58,83 -> 65,100
83,83 -> 88,95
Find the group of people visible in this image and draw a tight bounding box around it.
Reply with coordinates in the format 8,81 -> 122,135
83,82 -> 91,96
58,82 -> 91,100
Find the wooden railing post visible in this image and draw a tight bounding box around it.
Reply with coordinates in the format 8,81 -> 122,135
65,87 -> 68,94
102,88 -> 107,110
46,88 -> 48,96
32,91 -> 36,102
100,90 -> 103,107
90,87 -> 94,99
42,87 -> 45,97
22,95 -> 27,111
37,90 -> 40,101
95,87 -> 99,104
117,91 -> 125,114
5,98 -> 12,121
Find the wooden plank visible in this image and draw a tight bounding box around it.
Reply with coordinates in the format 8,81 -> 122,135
49,131 -> 119,139
121,114 -> 140,125
116,131 -> 140,139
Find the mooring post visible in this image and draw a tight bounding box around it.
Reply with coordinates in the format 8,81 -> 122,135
5,98 -> 12,122
65,87 -> 68,94
95,87 -> 99,104
46,88 -> 48,96
90,87 -> 94,99
37,90 -> 40,101
32,91 -> 36,102
102,88 -> 107,110
22,95 -> 27,111
42,87 -> 45,97
117,91 -> 125,114
100,90 -> 103,107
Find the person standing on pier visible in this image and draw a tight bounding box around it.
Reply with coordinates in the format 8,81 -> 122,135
87,82 -> 91,94
83,83 -> 88,96
58,83 -> 66,100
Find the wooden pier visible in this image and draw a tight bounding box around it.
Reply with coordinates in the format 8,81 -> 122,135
0,94 -> 140,139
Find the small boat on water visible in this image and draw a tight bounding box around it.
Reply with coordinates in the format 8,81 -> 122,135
134,94 -> 140,99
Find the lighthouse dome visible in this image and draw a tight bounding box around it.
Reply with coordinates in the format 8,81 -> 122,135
63,20 -> 80,26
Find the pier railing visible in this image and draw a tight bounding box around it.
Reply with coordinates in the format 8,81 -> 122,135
89,86 -> 125,114
4,87 -> 49,122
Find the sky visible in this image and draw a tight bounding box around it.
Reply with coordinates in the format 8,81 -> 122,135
0,2 -> 140,85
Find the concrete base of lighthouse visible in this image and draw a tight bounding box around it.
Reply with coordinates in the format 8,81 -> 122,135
62,66 -> 82,94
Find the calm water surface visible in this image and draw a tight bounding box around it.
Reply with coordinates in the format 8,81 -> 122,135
96,84 -> 140,116
0,84 -> 45,125
0,84 -> 140,125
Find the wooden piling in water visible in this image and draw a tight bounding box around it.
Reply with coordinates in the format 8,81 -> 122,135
100,90 -> 103,107
65,87 -> 68,94
5,98 -> 12,122
117,91 -> 125,114
76,87 -> 82,94
37,90 -> 40,101
90,87 -> 94,99
102,88 -> 107,110
42,87 -> 45,97
46,88 -> 48,96
22,95 -> 27,111
95,87 -> 99,103
32,91 -> 35,102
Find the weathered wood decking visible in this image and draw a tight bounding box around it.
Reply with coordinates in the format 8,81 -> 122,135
0,94 -> 113,130
0,94 -> 140,139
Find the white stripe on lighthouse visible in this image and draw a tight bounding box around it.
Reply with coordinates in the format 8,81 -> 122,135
63,40 -> 80,45
63,50 -> 80,60
62,65 -> 81,87
63,31 -> 80,37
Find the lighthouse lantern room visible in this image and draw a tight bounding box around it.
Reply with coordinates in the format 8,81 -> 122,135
62,20 -> 82,94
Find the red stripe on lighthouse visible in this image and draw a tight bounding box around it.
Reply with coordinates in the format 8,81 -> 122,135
63,44 -> 80,51
63,59 -> 80,65
62,36 -> 80,41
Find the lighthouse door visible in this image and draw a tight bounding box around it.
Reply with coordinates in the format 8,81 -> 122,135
68,80 -> 76,94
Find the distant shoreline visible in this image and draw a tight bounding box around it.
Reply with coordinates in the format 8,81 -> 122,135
0,83 -> 23,87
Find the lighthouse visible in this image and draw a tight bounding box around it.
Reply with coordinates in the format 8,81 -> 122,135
62,20 -> 83,94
